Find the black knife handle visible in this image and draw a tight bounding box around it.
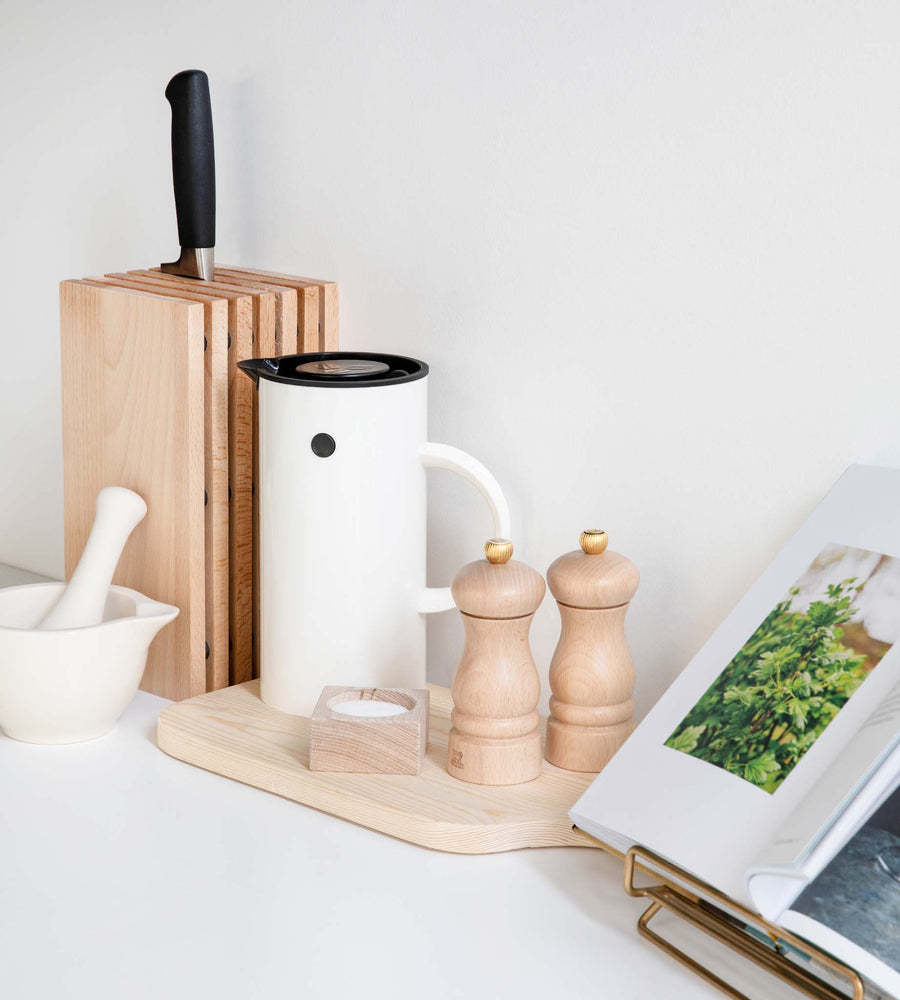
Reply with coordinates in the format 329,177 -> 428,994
165,70 -> 215,249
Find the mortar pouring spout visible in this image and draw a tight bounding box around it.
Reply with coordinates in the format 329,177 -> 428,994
130,597 -> 179,647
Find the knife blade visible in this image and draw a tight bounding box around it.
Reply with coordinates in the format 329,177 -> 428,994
161,69 -> 215,280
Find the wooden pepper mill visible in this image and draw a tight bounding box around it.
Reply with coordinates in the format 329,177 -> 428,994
545,529 -> 639,772
447,539 -> 545,786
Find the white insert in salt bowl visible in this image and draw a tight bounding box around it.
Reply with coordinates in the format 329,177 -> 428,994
0,583 -> 178,744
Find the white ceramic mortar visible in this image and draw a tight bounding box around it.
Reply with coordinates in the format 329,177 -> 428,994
0,583 -> 178,744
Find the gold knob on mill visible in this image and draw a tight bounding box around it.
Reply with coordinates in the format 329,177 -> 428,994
580,529 -> 609,555
484,538 -> 514,564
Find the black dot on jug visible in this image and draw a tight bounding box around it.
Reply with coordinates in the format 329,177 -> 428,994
311,433 -> 336,458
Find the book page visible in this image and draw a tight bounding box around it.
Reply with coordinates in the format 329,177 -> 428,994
779,784 -> 900,1000
570,466 -> 900,906
747,684 -> 900,920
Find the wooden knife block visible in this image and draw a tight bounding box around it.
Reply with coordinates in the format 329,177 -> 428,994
60,267 -> 338,701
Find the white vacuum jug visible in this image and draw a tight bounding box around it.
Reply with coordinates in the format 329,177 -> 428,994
240,352 -> 511,716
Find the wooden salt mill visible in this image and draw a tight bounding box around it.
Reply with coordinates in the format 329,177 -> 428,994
447,539 -> 545,786
545,530 -> 639,772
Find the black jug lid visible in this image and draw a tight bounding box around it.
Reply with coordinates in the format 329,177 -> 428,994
239,352 -> 428,388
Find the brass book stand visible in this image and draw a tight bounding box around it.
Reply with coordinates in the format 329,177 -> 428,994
595,839 -> 866,1000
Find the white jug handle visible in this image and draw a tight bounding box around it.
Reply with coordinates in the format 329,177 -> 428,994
417,442 -> 511,614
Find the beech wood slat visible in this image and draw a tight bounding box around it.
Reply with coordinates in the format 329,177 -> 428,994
124,270 -> 259,687
217,265 -> 335,352
60,280 -> 205,700
93,275 -> 230,691
141,273 -> 295,678
128,271 -> 295,679
192,271 -> 299,354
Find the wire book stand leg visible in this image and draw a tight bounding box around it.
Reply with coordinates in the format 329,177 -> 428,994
604,842 -> 865,1000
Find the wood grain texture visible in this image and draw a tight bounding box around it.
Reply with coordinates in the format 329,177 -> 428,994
545,542 -> 639,772
451,557 -> 547,620
203,301 -> 230,691
223,290 -> 254,687
546,604 -> 637,772
448,615 -> 543,785
93,275 -> 230,691
299,284 -> 321,352
309,687 -> 428,774
196,270 -> 299,354
125,271 -> 293,684
179,275 -> 296,678
60,280 -> 205,700
123,271 -> 257,688
447,553 -> 546,785
546,547 -> 640,610
217,265 -> 336,351
157,681 -> 599,853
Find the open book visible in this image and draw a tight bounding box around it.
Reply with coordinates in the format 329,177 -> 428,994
571,465 -> 900,999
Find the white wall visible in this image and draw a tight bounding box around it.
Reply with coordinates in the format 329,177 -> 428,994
3,1 -> 900,712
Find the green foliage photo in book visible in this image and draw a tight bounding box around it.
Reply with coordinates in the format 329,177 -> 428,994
666,543 -> 898,793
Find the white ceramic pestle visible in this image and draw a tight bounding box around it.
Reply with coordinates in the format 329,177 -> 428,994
38,487 -> 147,630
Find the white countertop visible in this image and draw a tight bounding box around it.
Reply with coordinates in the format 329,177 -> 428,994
0,566 -> 795,1000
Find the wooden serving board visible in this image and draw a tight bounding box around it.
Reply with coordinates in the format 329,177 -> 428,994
157,681 -> 600,854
